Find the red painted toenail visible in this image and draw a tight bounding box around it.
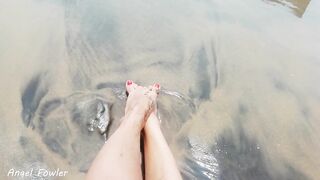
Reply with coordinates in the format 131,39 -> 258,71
127,80 -> 132,85
155,83 -> 160,89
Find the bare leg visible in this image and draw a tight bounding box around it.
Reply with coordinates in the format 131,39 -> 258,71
86,113 -> 143,180
144,107 -> 182,179
86,81 -> 158,180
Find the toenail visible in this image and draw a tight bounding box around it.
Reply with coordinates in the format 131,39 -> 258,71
127,80 -> 132,85
155,83 -> 160,89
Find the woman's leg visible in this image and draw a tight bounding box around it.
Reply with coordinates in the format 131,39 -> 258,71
86,81 -> 158,180
144,112 -> 183,180
86,113 -> 143,180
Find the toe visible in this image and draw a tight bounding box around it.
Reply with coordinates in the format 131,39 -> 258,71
126,80 -> 138,93
152,83 -> 161,93
146,83 -> 160,100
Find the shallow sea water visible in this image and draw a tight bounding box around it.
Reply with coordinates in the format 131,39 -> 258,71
0,0 -> 319,179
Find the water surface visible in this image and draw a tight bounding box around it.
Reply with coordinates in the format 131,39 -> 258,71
0,0 -> 319,179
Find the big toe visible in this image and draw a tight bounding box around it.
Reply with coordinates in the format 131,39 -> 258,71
147,83 -> 160,99
152,83 -> 161,93
126,80 -> 138,94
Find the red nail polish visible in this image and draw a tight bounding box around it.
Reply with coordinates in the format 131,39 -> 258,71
155,83 -> 160,89
127,80 -> 132,85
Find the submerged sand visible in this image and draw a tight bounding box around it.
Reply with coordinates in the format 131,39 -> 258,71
0,0 -> 319,179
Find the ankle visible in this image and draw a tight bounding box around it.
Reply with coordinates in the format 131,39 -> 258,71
121,112 -> 144,133
145,114 -> 161,133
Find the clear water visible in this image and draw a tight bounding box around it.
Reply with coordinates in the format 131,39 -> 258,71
0,0 -> 319,179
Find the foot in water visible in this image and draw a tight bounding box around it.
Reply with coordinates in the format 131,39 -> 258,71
124,80 -> 160,131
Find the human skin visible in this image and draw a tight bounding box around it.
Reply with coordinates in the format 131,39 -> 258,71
143,112 -> 183,180
86,80 -> 182,180
129,81 -> 182,180
86,81 -> 157,180
85,112 -> 144,180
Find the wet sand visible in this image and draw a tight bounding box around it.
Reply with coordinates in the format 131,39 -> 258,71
0,0 -> 319,179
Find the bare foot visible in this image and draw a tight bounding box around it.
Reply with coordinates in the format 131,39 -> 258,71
144,84 -> 162,133
124,80 -> 160,131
